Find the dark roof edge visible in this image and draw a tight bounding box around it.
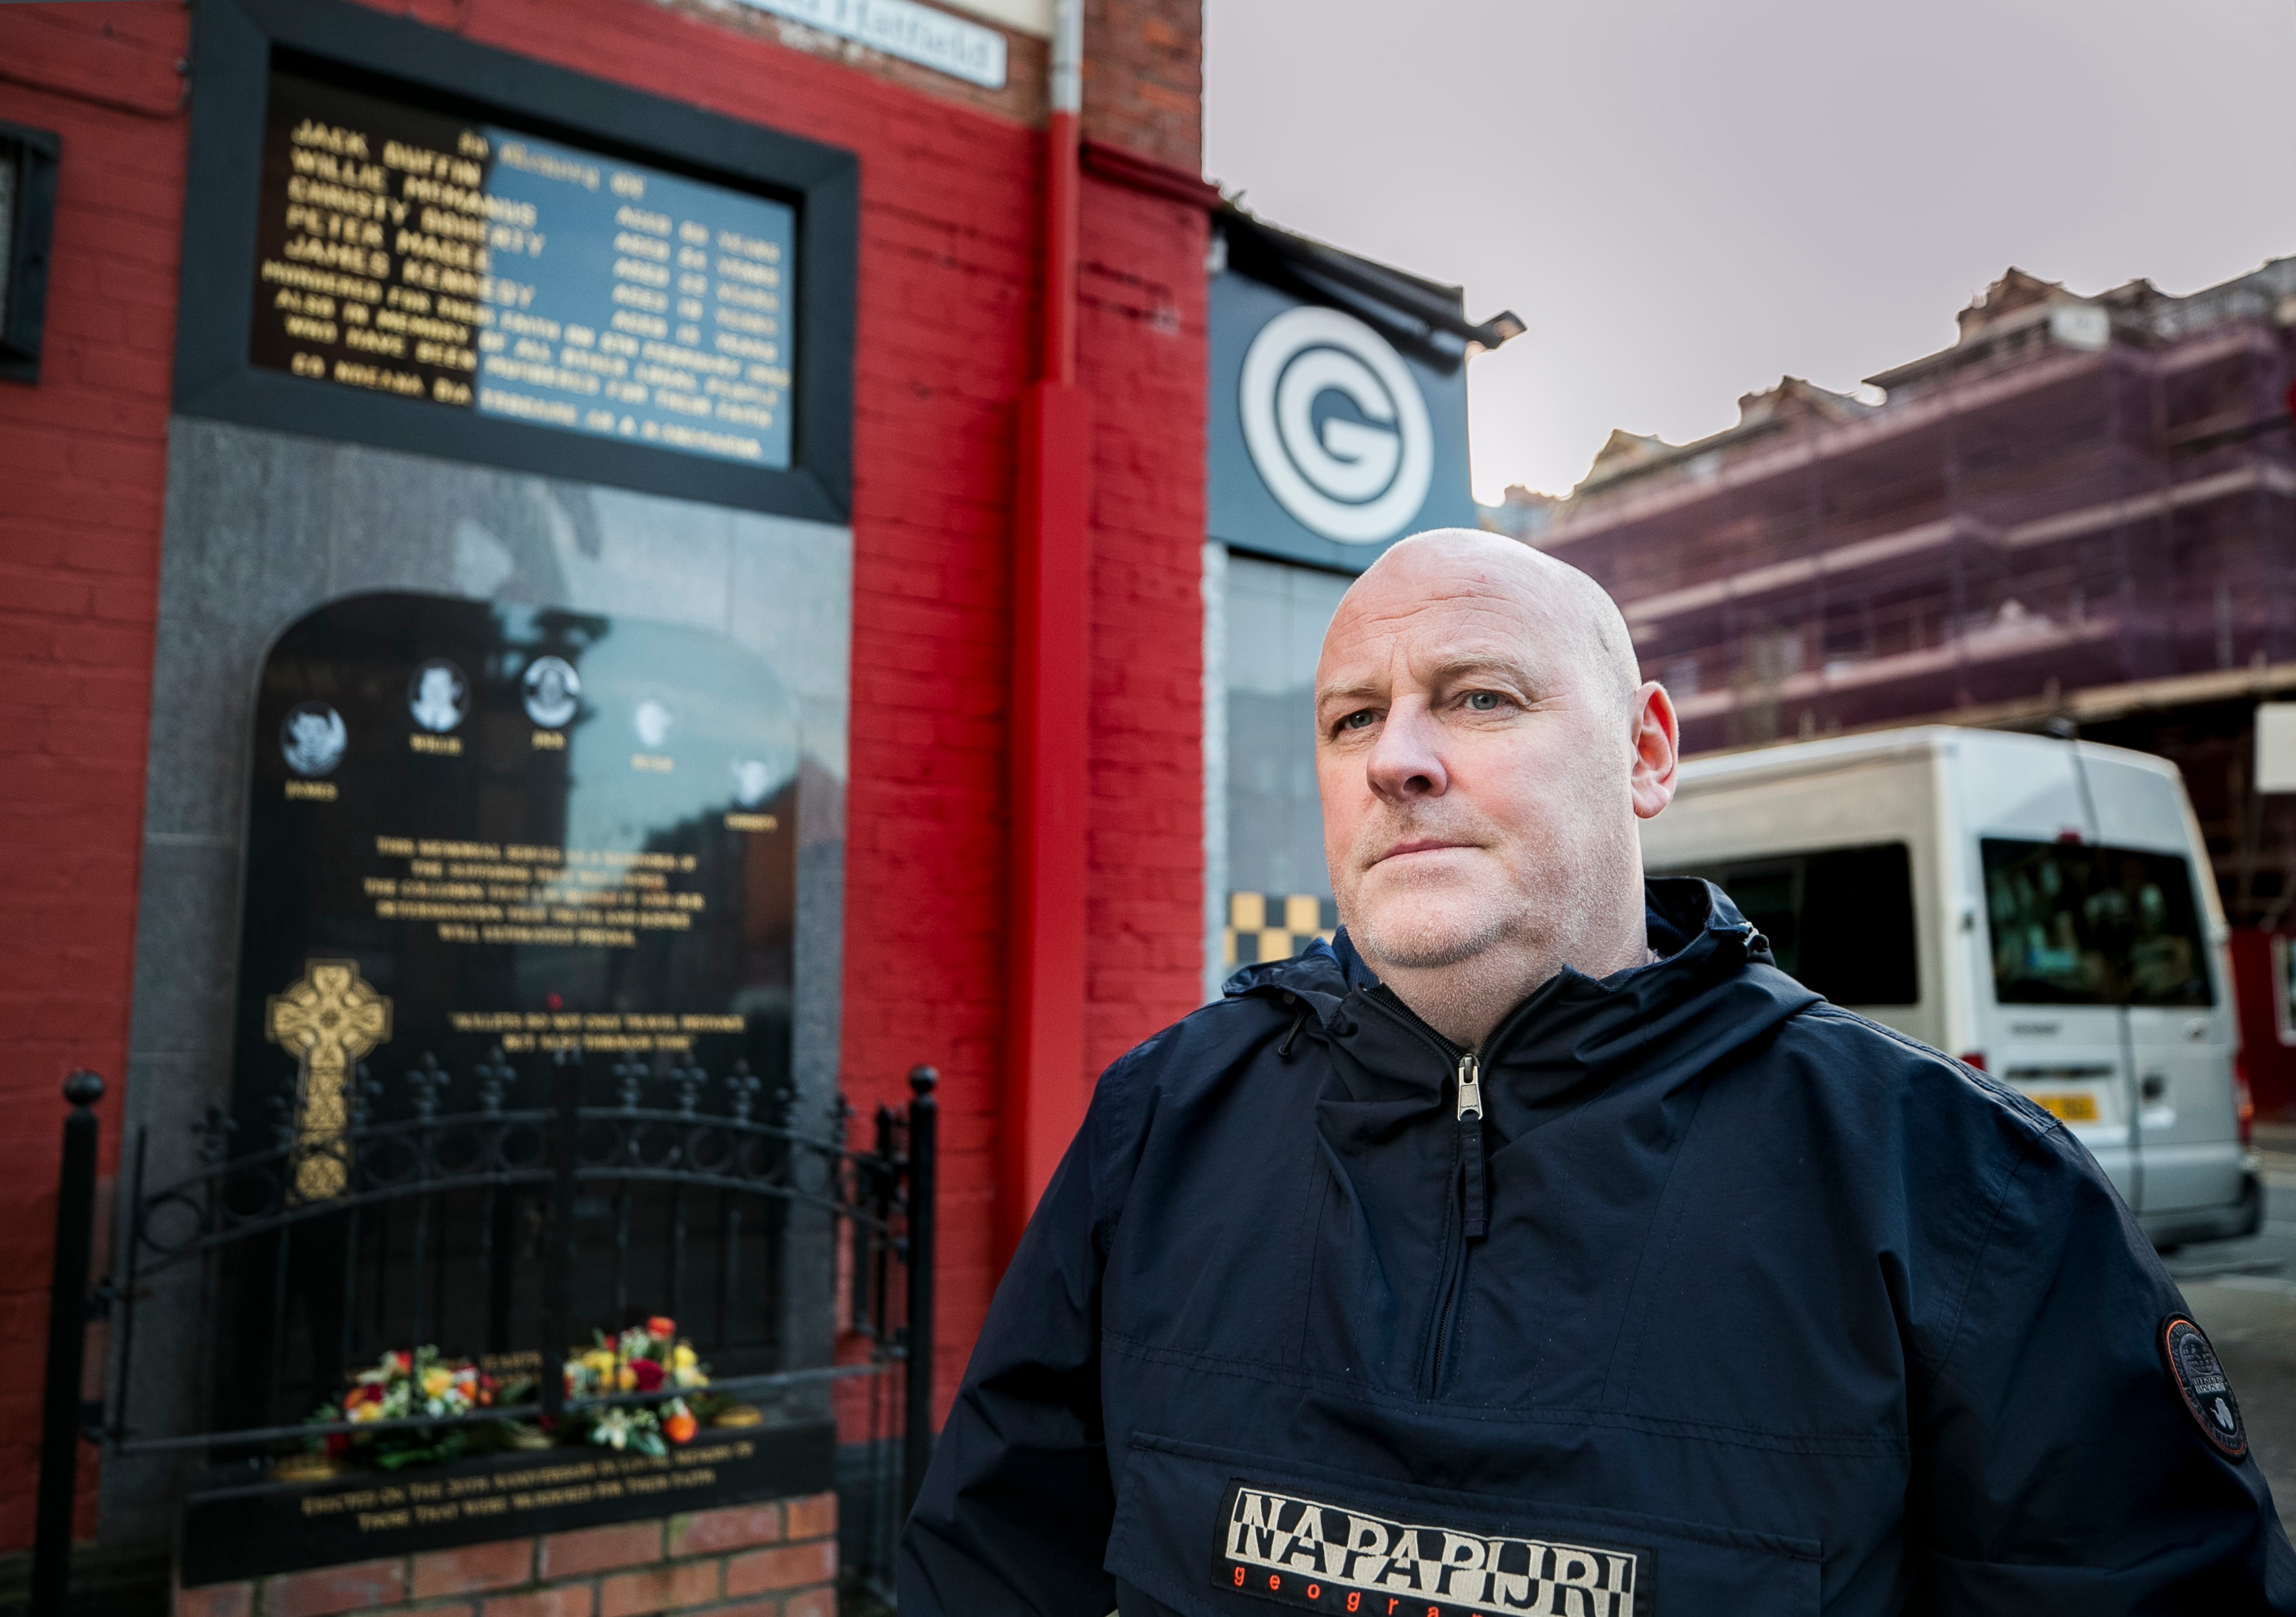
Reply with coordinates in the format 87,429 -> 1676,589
1079,139 -> 1228,214
1217,207 -> 1525,354
1072,141 -> 1525,366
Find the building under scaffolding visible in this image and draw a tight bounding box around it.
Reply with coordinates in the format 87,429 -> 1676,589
1491,257 -> 2296,1104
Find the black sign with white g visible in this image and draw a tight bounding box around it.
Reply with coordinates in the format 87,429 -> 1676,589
1240,305 -> 1434,544
1209,270 -> 1475,573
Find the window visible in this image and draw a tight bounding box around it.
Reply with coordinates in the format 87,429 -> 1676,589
1219,555 -> 1351,968
0,121 -> 60,384
1652,841 -> 1920,1006
1981,838 -> 2212,1006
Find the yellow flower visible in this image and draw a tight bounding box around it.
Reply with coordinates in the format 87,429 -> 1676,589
616,1364 -> 637,1391
348,1401 -> 382,1423
583,1349 -> 616,1375
673,1344 -> 697,1370
422,1368 -> 454,1398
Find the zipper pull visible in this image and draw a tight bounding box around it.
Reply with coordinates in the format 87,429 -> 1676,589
1457,1054 -> 1487,1241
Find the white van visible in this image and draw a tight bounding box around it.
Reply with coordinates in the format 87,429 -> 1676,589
1640,725 -> 2261,1249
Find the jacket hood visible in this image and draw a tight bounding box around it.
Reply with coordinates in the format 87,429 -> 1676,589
1228,878 -> 1820,1142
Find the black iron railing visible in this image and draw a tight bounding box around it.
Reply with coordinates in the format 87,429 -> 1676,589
33,1056 -> 937,1614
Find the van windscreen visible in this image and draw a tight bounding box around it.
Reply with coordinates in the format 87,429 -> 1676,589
1980,839 -> 2213,1007
1652,841 -> 1918,1006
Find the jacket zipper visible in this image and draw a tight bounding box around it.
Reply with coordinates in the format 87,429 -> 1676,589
1456,1052 -> 1487,1240
1426,1051 -> 1489,1396
1361,990 -> 1488,1397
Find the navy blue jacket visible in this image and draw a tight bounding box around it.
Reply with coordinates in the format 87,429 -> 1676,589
901,880 -> 2296,1614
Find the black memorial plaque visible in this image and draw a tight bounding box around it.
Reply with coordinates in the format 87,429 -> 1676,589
178,1420 -> 834,1586
207,591 -> 807,1447
253,66 -> 797,468
234,591 -> 799,1093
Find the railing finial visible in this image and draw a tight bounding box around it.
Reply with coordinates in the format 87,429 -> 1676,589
725,1059 -> 760,1123
410,1051 -> 449,1121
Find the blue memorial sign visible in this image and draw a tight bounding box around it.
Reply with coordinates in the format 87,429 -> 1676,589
1208,268 -> 1477,573
252,70 -> 795,469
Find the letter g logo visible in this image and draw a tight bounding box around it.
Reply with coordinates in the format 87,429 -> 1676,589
1238,305 -> 1434,544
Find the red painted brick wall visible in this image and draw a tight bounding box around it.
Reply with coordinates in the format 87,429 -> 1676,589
1078,187 -> 1207,1071
174,1493 -> 839,1617
0,0 -> 191,1548
0,0 -> 1204,1551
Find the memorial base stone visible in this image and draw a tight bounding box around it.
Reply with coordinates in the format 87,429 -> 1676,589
172,1490 -> 839,1617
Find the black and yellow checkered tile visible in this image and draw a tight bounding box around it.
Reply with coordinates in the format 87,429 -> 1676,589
1224,892 -> 1338,967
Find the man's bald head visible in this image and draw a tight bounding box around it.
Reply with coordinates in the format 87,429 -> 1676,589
1312,527 -> 1679,1047
1337,527 -> 1642,727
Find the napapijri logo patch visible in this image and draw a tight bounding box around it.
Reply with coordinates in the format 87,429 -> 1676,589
2162,1315 -> 2247,1462
1212,1479 -> 1645,1616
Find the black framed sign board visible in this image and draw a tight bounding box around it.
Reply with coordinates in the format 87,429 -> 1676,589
252,69 -> 799,471
178,0 -> 857,520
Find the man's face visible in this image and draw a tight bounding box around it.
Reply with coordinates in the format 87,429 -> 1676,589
1315,546 -> 1647,974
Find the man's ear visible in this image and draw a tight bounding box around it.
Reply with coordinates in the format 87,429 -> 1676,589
1628,682 -> 1679,820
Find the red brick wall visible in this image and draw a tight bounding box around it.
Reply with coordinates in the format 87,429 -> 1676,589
1078,186 -> 1207,1078
1085,0 -> 1204,172
0,0 -> 1204,1551
174,1494 -> 838,1617
0,0 -> 191,1546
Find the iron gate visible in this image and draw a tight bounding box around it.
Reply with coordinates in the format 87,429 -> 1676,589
34,1052 -> 936,1609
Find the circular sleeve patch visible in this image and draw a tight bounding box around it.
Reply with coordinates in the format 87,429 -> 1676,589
2161,1315 -> 2247,1461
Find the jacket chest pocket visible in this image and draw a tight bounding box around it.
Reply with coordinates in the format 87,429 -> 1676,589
1107,1433 -> 1821,1617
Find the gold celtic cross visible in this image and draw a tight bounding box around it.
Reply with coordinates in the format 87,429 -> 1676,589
267,959 -> 392,1200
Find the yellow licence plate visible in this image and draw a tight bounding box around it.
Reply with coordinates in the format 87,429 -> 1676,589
2030,1092 -> 2100,1123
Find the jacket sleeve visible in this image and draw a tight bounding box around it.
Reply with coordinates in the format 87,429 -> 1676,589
897,1050 -> 1145,1617
1910,1118 -> 2296,1613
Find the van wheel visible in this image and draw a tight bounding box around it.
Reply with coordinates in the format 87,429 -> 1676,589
2236,1173 -> 2265,1239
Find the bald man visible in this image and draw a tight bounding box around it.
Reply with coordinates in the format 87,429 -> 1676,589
900,530 -> 2295,1615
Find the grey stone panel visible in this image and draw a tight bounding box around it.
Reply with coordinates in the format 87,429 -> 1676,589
124,836 -> 244,1069
146,426 -> 343,842
730,507 -> 854,802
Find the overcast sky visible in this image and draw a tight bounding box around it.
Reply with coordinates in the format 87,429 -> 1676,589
1203,0 -> 2296,503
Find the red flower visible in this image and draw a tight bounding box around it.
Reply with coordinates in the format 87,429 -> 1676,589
391,1351 -> 412,1374
629,1358 -> 666,1391
662,1412 -> 697,1445
645,1316 -> 676,1340
326,1433 -> 350,1457
346,1384 -> 382,1407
